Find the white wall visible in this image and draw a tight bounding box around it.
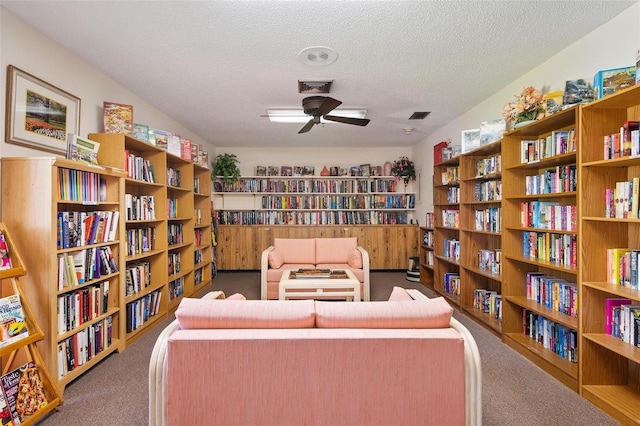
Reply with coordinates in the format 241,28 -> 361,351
0,8 -> 215,206
412,1 -> 640,223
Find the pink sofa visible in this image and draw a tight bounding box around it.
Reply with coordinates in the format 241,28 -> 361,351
261,237 -> 370,300
149,289 -> 482,426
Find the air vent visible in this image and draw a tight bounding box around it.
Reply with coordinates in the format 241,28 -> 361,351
409,111 -> 431,120
298,80 -> 333,94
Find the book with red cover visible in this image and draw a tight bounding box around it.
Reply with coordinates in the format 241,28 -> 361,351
605,298 -> 631,335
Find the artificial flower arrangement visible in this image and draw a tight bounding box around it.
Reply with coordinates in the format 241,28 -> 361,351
391,157 -> 416,185
502,86 -> 545,125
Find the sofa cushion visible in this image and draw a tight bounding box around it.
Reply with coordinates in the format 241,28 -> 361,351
274,238 -> 316,264
347,248 -> 363,268
315,297 -> 453,329
226,293 -> 247,300
388,286 -> 413,301
315,237 -> 357,264
176,298 -> 316,329
268,249 -> 284,269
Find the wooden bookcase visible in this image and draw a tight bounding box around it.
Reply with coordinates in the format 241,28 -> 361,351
578,84 -> 640,424
1,158 -> 126,392
90,133 -> 212,346
459,140 -> 503,334
501,106 -> 580,392
433,156 -> 461,306
419,221 -> 435,289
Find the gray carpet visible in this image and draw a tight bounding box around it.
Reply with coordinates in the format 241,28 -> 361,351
39,271 -> 619,425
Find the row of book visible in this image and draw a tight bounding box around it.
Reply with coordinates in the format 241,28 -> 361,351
474,207 -> 501,233
520,201 -> 577,231
472,289 -> 502,320
168,252 -> 181,276
520,129 -> 576,164
443,272 -> 460,297
606,248 -> 640,289
441,209 -> 460,229
169,277 -> 184,301
423,251 -> 434,267
216,178 -> 400,194
474,180 -> 501,202
125,290 -> 162,333
606,298 -> 640,347
126,227 -> 156,256
475,154 -> 502,177
194,229 -> 204,247
56,282 -> 109,334
125,261 -> 151,297
57,168 -> 105,203
260,194 -> 416,210
194,267 -> 204,285
446,187 -> 460,204
124,150 -> 156,183
602,120 -> 639,160
125,194 -> 156,221
216,210 -> 411,225
194,208 -> 203,226
522,231 -> 577,269
441,166 -> 459,185
57,316 -> 113,378
56,210 -> 119,249
57,246 -> 118,290
522,310 -> 578,363
167,167 -> 181,187
194,249 -> 203,264
525,164 -> 577,195
443,238 -> 460,261
425,212 -> 435,228
478,249 -> 501,275
605,177 -> 639,219
525,272 -> 578,318
422,230 -> 434,247
168,223 -> 184,246
168,198 -> 179,219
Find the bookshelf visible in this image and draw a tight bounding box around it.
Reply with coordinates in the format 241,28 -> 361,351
501,106 -> 580,392
578,84 -> 640,424
459,140 -> 503,334
419,217 -> 435,289
1,157 -> 126,392
433,156 -> 461,306
213,175 -> 418,270
90,133 -> 212,345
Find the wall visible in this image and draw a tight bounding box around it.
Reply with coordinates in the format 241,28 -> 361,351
412,1 -> 640,223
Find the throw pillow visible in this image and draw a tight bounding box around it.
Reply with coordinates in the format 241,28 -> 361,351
388,286 -> 413,301
347,248 -> 363,269
226,293 -> 246,300
268,249 -> 284,269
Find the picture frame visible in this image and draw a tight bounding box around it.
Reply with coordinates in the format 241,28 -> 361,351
461,128 -> 481,153
281,166 -> 293,176
103,101 -> 134,134
5,65 -> 80,155
360,164 -> 371,177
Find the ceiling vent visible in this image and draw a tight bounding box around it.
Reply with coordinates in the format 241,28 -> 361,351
408,111 -> 431,120
298,80 -> 333,94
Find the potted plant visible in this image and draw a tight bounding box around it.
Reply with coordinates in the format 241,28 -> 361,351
211,153 -> 241,184
391,156 -> 416,186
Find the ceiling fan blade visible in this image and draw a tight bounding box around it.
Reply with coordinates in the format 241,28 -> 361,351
298,118 -> 316,134
323,115 -> 370,127
315,97 -> 342,116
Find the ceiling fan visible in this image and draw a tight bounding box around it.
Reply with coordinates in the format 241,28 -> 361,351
298,96 -> 370,134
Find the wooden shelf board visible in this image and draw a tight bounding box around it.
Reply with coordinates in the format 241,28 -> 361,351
503,254 -> 576,274
582,281 -> 640,302
463,307 -> 502,334
504,295 -> 578,329
583,333 -> 640,364
582,385 -> 640,425
57,341 -> 121,390
461,264 -> 501,282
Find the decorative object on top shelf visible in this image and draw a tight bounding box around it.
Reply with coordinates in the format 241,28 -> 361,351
212,153 -> 241,184
391,157 -> 416,186
383,161 -> 392,176
502,86 -> 544,127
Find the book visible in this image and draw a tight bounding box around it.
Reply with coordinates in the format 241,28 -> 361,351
180,138 -> 192,161
153,129 -> 170,150
66,133 -> 100,165
167,133 -> 181,157
0,295 -> 28,348
593,66 -> 636,100
103,101 -> 133,134
605,298 -> 631,335
0,230 -> 12,270
132,123 -> 149,141
0,362 -> 48,423
292,268 -> 331,278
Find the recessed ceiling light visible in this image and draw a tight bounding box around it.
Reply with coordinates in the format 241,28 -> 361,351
298,46 -> 338,66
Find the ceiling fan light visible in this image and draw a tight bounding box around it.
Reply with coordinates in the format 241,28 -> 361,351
267,108 -> 367,124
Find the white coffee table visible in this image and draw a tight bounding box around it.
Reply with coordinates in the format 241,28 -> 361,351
279,269 -> 361,301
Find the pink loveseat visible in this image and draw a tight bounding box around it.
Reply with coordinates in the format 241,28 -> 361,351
261,237 -> 370,300
149,289 -> 482,426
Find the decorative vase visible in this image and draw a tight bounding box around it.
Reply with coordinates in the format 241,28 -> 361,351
320,166 -> 330,176
514,119 -> 535,129
384,161 -> 392,176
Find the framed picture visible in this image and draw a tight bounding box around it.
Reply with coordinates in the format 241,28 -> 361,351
5,65 -> 80,155
360,164 -> 371,177
461,128 -> 481,153
281,166 -> 292,176
103,101 -> 133,134
267,166 -> 279,176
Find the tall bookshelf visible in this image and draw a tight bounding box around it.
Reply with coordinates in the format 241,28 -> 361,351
459,140 -> 503,334
578,84 -> 640,424
1,157 -> 126,392
433,156 -> 461,306
501,106 -> 580,392
90,133 -> 212,345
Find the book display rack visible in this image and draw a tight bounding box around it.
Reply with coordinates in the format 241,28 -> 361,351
579,84 -> 640,424
501,106 -> 580,392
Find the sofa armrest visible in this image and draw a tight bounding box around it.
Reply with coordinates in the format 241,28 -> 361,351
357,246 -> 371,301
449,317 -> 482,426
261,246 -> 275,300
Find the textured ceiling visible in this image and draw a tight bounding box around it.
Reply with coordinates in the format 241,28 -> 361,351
1,0 -> 635,148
